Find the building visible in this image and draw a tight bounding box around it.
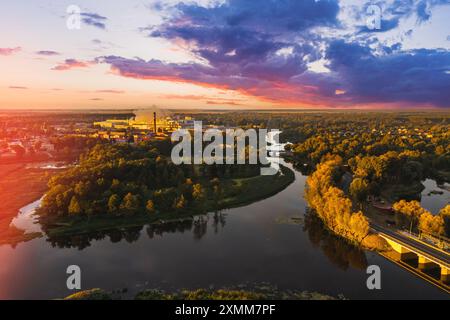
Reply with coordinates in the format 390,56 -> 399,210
94,113 -> 181,134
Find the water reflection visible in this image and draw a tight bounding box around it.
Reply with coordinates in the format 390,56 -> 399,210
45,213 -> 228,250
303,210 -> 368,271
420,179 -> 449,214
43,207 -> 369,275
2,161 -> 447,299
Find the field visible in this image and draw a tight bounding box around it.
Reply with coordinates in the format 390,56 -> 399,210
0,163 -> 51,245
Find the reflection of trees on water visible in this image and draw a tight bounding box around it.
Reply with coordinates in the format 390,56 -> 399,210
303,211 -> 368,271
146,219 -> 195,239
212,211 -> 226,234
46,213 -> 228,249
47,226 -> 145,250
193,216 -> 208,240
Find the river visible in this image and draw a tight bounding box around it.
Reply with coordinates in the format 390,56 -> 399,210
0,162 -> 448,300
420,179 -> 450,214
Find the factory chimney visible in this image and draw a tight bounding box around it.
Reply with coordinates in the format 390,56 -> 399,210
153,112 -> 157,134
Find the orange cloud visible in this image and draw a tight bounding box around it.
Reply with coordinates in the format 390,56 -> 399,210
52,59 -> 94,71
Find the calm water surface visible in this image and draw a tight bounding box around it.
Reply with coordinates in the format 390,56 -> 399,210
0,163 -> 448,300
420,179 -> 449,214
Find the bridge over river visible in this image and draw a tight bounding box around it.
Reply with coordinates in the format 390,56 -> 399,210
372,224 -> 450,293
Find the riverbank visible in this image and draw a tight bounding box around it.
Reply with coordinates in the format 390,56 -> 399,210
64,286 -> 339,300
217,165 -> 295,210
0,163 -> 53,246
39,165 -> 295,238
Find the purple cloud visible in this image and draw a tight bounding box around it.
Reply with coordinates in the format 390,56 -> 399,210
52,59 -> 93,71
324,40 -> 450,107
97,0 -> 450,108
81,12 -> 107,30
36,50 -> 60,56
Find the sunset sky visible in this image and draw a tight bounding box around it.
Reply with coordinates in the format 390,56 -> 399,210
1,0 -> 449,110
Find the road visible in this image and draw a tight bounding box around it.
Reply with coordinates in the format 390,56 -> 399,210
371,224 -> 450,268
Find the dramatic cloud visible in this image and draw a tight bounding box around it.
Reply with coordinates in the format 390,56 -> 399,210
324,40 -> 450,106
81,12 -> 107,30
150,0 -> 338,70
97,0 -> 450,108
52,59 -> 93,71
368,0 -> 449,25
0,47 -> 21,56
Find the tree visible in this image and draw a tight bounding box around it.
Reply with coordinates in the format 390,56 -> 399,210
68,196 -> 82,215
419,212 -> 445,236
111,179 -> 120,190
192,184 -> 204,201
305,159 -> 370,244
173,195 -> 186,210
153,188 -> 177,211
349,178 -> 369,202
349,211 -> 369,241
146,200 -> 155,214
439,205 -> 450,237
393,200 -> 427,218
401,161 -> 423,182
120,193 -> 140,214
108,194 -> 120,214
74,181 -> 91,197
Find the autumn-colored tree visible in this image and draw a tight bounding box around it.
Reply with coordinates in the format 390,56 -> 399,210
192,184 -> 204,201
108,194 -> 120,215
349,178 -> 369,201
173,195 -> 186,210
120,193 -> 140,215
440,205 -> 450,237
419,212 -> 445,236
146,200 -> 155,214
393,200 -> 428,218
306,159 -> 369,243
68,196 -> 82,215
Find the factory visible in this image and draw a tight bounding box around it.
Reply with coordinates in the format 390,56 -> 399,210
94,112 -> 180,133
93,112 -> 182,142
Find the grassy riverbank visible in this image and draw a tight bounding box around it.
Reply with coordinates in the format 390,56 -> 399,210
40,165 -> 295,238
64,285 -> 339,300
217,165 -> 295,209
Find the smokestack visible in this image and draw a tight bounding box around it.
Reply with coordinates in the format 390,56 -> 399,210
153,112 -> 157,134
